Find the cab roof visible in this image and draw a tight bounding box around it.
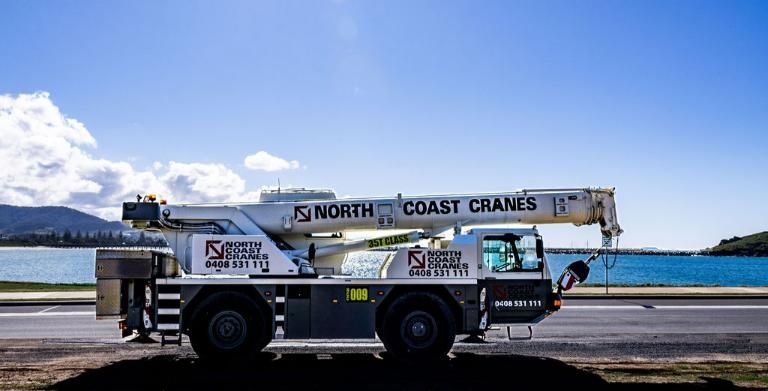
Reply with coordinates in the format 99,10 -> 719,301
467,227 -> 539,236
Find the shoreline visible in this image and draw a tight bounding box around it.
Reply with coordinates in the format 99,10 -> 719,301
0,281 -> 95,292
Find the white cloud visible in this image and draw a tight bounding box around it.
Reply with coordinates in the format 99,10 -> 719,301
244,151 -> 300,172
160,161 -> 245,203
0,92 -> 264,220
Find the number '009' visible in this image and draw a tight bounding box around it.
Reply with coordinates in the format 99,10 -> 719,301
347,288 -> 368,301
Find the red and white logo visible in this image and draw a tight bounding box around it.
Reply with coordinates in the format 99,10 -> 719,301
408,249 -> 426,269
294,205 -> 311,223
205,240 -> 224,259
492,284 -> 508,300
560,271 -> 577,291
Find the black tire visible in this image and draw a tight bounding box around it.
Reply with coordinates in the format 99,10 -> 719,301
380,291 -> 456,361
188,291 -> 271,362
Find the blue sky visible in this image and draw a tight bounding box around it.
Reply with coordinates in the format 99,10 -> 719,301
1,1 -> 767,249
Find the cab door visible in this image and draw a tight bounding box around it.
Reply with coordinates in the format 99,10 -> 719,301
480,234 -> 551,324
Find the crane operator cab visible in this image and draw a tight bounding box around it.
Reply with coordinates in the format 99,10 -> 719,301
476,229 -> 555,327
380,227 -> 561,330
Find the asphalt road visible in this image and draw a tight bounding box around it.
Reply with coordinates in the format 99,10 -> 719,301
1,297 -> 767,346
1,297 -> 767,389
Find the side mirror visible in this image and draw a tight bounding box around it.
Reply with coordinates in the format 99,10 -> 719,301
557,260 -> 590,292
536,237 -> 544,259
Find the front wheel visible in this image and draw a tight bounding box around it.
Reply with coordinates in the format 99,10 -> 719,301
188,291 -> 271,362
380,292 -> 456,361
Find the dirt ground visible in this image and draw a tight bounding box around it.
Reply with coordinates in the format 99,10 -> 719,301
0,339 -> 766,390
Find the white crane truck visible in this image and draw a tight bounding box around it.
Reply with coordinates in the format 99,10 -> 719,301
95,187 -> 621,361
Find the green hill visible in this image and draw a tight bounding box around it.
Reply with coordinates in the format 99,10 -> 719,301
0,204 -> 127,234
0,204 -> 168,247
709,232 -> 768,257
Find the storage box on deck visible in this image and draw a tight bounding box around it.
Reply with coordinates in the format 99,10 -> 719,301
95,249 -> 178,319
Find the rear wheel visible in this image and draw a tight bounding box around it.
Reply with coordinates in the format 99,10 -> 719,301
188,291 -> 271,362
380,292 -> 456,361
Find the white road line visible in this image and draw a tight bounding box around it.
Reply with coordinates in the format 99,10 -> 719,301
565,305 -> 645,309
565,305 -> 768,309
38,305 -> 61,313
0,311 -> 94,317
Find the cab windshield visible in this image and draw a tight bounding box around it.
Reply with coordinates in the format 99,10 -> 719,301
483,234 -> 542,272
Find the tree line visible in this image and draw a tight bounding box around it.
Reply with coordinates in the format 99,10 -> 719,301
0,230 -> 167,247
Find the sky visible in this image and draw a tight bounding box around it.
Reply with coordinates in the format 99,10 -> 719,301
0,0 -> 766,249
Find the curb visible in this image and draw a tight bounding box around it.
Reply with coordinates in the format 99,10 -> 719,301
0,300 -> 96,306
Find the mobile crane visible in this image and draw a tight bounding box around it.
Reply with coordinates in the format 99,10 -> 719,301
95,187 -> 621,361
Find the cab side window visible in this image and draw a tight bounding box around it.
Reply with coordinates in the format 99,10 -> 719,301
483,235 -> 542,272
518,235 -> 542,271
483,239 -> 512,272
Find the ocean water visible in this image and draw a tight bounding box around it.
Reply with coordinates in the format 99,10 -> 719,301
545,254 -> 768,287
0,247 -> 766,286
0,248 -> 96,284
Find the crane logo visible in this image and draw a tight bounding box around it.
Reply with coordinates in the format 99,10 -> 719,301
492,284 -> 509,300
408,250 -> 426,269
294,206 -> 311,222
205,240 -> 225,260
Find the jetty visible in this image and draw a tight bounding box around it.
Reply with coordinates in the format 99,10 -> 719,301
546,248 -> 706,256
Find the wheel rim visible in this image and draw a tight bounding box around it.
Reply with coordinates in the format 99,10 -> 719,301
208,310 -> 247,350
400,310 -> 437,350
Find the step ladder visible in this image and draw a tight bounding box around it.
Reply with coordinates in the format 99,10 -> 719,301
156,284 -> 182,346
274,285 -> 286,339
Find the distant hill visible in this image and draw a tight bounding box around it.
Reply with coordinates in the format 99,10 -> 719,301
710,232 -> 768,257
0,205 -> 127,234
